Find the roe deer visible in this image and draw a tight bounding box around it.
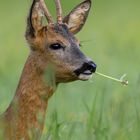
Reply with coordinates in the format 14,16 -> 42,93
0,0 -> 96,139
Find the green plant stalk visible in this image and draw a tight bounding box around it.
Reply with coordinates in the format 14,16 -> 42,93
95,72 -> 128,86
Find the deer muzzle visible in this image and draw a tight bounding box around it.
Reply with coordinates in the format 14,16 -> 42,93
74,61 -> 97,81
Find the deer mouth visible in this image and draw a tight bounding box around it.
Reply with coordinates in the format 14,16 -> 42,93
82,70 -> 92,75
78,70 -> 93,80
74,62 -> 97,81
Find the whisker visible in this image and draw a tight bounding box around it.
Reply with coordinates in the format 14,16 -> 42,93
81,39 -> 94,43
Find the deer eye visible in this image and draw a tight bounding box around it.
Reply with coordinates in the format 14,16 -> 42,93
50,43 -> 63,50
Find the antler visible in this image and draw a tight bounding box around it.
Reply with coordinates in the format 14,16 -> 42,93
55,0 -> 62,23
39,0 -> 62,24
39,0 -> 54,24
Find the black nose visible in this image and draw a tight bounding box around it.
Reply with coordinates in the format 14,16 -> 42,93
86,61 -> 97,73
74,61 -> 97,76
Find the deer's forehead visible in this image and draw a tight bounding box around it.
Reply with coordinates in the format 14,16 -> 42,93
47,24 -> 78,46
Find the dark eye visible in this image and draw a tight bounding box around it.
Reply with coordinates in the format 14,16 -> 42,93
50,43 -> 63,50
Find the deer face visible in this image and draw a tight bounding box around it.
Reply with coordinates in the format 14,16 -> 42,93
26,0 -> 96,83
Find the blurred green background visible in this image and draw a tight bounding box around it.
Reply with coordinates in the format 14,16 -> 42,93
0,0 -> 140,139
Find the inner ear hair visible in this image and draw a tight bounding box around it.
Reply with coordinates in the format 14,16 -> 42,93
26,0 -> 44,38
63,0 -> 92,34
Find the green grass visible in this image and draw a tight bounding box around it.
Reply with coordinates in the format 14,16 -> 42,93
0,0 -> 140,139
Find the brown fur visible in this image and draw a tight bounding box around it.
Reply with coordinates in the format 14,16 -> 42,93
0,0 -> 94,139
3,52 -> 54,139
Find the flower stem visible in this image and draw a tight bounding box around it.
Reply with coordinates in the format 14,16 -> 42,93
95,72 -> 128,86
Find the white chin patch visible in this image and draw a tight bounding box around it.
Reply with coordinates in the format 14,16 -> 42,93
79,74 -> 93,81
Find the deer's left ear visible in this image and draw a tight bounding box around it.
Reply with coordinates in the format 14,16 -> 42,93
63,0 -> 91,34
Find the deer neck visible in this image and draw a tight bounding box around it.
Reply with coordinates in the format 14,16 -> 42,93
16,51 -> 55,98
5,51 -> 56,139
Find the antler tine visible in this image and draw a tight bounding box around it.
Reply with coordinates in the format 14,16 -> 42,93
55,0 -> 62,23
40,0 -> 54,24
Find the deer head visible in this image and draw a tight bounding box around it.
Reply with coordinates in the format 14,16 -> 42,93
26,0 -> 97,83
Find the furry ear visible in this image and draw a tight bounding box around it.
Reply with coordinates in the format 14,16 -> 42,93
63,0 -> 91,34
26,0 -> 44,38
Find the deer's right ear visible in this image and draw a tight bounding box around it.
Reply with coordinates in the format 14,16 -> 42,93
63,0 -> 91,34
26,0 -> 44,38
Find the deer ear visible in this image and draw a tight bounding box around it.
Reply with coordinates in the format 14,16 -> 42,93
26,0 -> 44,38
63,0 -> 91,34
